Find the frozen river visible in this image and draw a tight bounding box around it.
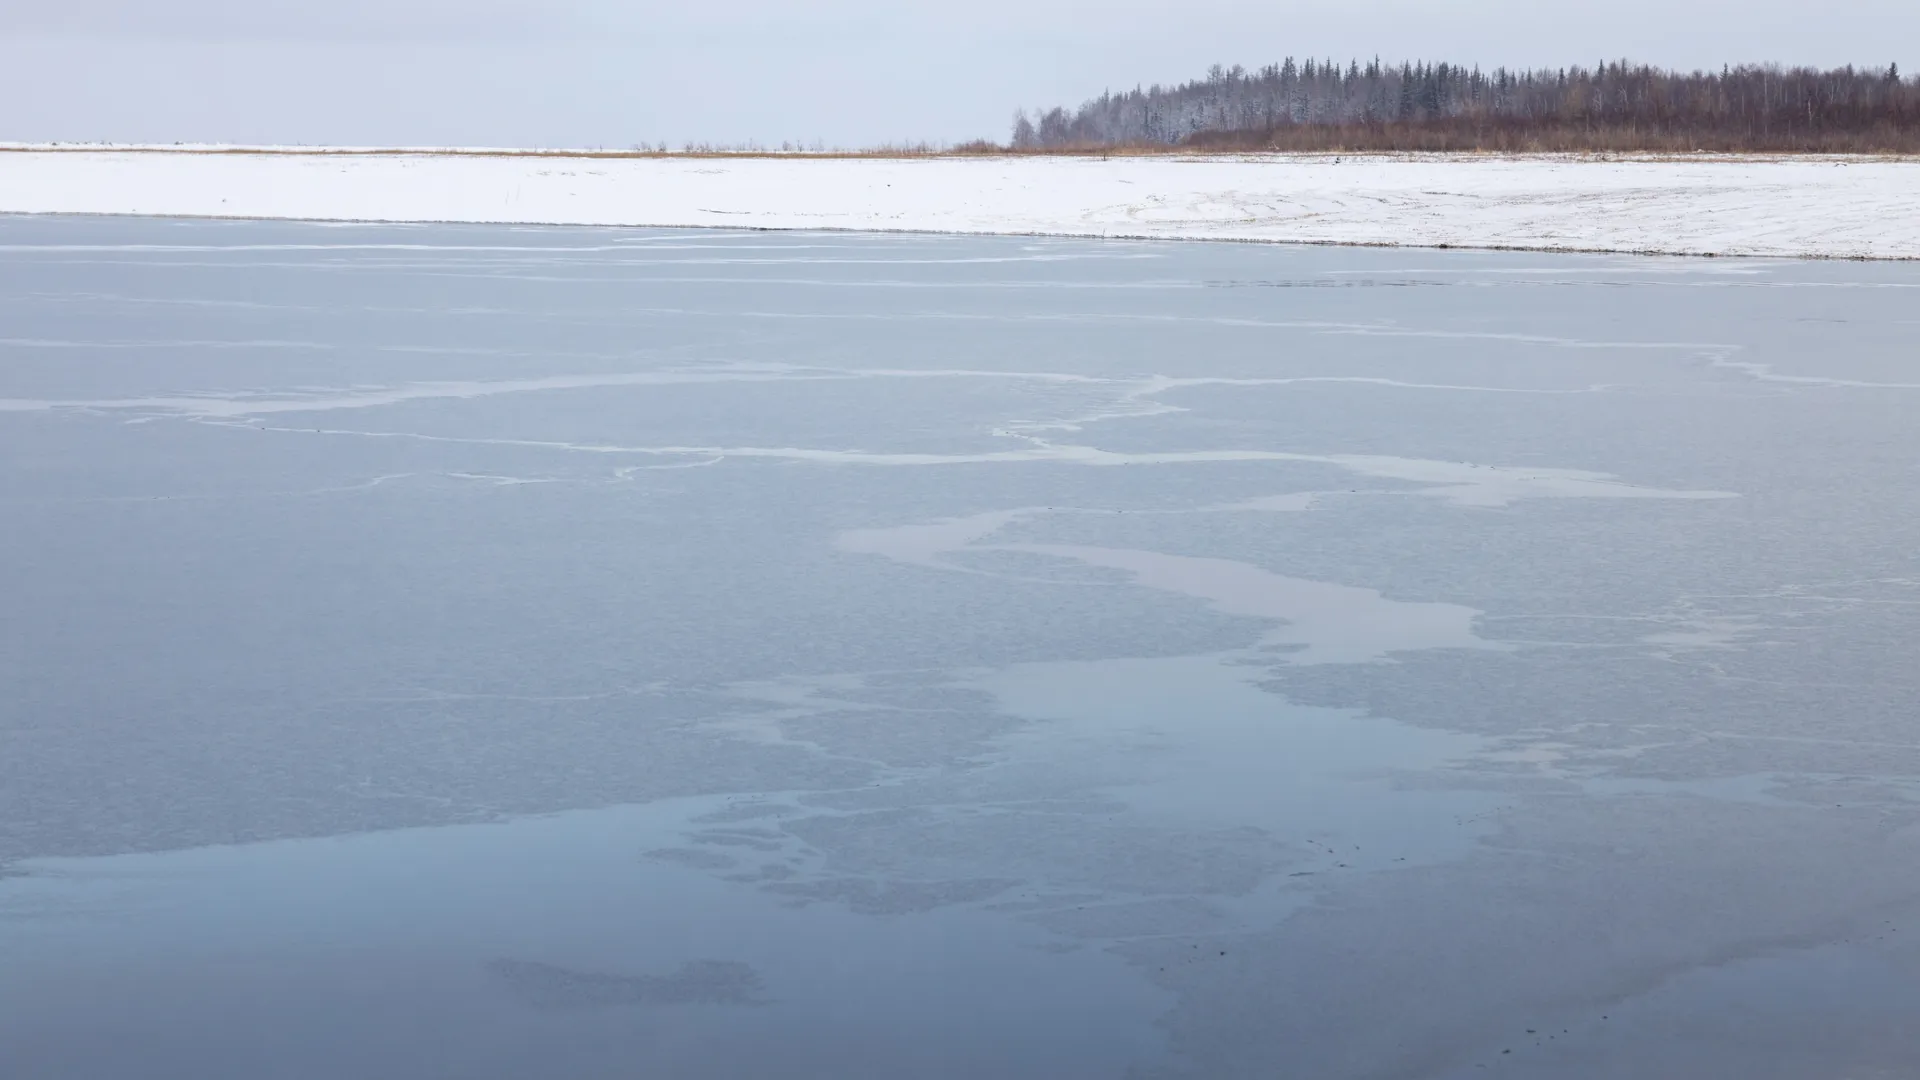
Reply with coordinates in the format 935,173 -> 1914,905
3,216 -> 1919,1078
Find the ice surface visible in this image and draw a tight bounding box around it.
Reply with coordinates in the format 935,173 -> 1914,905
3,218 -> 1919,1079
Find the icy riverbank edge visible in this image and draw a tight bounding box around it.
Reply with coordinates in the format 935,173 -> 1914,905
2,148 -> 1917,258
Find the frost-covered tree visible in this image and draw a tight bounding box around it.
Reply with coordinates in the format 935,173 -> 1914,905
1012,59 -> 1920,152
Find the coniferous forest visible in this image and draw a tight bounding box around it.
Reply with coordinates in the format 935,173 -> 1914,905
1012,60 -> 1920,152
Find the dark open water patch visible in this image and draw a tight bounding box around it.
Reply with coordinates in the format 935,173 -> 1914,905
487,958 -> 771,1010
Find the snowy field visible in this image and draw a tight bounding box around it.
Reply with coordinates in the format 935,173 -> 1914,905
1,146 -> 1917,258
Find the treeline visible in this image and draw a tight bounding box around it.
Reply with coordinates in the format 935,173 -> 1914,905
1012,60 -> 1920,152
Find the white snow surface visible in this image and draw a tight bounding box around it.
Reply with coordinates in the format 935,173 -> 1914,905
2,147 -> 1917,258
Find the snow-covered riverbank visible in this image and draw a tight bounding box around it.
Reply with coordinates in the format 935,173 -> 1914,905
2,147 -> 1916,258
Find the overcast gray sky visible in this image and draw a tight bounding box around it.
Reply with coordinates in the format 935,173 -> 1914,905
4,0 -> 1916,147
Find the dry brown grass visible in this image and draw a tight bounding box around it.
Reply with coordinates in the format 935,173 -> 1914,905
1177,119 -> 1920,154
8,129 -> 1920,160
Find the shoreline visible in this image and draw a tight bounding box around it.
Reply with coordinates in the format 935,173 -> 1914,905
6,143 -> 1920,162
